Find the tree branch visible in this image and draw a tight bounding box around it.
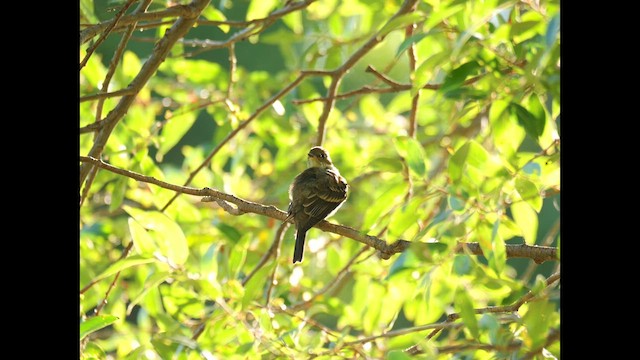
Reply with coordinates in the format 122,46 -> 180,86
80,156 -> 559,264
80,0 -> 212,188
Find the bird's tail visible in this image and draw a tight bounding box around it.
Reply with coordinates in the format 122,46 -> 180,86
293,229 -> 306,263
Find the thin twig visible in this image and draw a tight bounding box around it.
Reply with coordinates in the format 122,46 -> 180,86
79,0 -> 136,70
405,2 -> 420,138
265,222 -> 288,305
227,43 -> 237,99
80,88 -> 137,103
81,4 -> 192,44
79,165 -> 98,207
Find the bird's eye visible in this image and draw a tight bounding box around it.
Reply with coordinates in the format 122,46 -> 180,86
319,153 -> 325,158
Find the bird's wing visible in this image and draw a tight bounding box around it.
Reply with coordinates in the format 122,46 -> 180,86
302,168 -> 348,220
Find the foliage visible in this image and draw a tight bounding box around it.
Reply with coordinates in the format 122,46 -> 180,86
80,0 -> 560,358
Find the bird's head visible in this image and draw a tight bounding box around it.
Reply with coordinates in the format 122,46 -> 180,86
307,146 -> 333,169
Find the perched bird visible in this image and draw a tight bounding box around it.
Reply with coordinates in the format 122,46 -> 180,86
286,146 -> 348,263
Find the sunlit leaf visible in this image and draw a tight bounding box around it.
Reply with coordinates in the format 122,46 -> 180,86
489,220 -> 506,276
455,288 -> 479,339
246,0 -> 278,21
201,5 -> 229,33
439,61 -> 481,96
80,315 -> 118,340
393,136 -> 427,178
128,217 -> 156,256
516,177 -> 542,212
127,271 -> 171,314
362,180 -> 407,231
523,299 -> 554,348
84,255 -> 157,287
378,12 -> 426,37
109,176 -> 127,212
368,157 -> 404,173
242,263 -> 273,309
511,202 -> 538,245
123,207 -> 189,265
158,111 -> 197,159
80,0 -> 99,24
448,140 -> 490,181
510,103 -> 545,140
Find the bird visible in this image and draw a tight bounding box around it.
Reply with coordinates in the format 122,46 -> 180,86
286,146 -> 348,263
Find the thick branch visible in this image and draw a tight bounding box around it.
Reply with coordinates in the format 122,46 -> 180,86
79,156 -> 559,264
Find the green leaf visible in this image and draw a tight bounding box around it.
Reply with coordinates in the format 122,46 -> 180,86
282,10 -> 303,34
396,32 -> 429,56
509,21 -> 541,41
201,6 -> 229,33
453,255 -> 472,276
511,202 -> 538,245
85,255 -> 157,287
80,315 -> 118,340
515,177 -> 542,212
439,61 -> 480,96
128,217 -> 157,256
158,111 -> 197,159
127,271 -> 171,314
546,14 -> 560,48
448,194 -> 466,211
109,176 -> 127,212
368,157 -> 404,173
455,289 -> 479,339
242,263 -> 273,309
393,136 -> 427,178
229,233 -> 250,279
424,3 -> 465,30
387,350 -> 413,360
523,299 -> 553,348
124,207 -> 189,265
80,0 -> 99,24
510,103 -> 545,140
489,220 -> 506,276
411,51 -> 449,98
388,196 -> 423,239
217,222 -> 243,243
246,0 -> 278,21
490,99 -> 525,158
448,141 -> 489,181
362,180 -> 407,231
378,12 -> 426,38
